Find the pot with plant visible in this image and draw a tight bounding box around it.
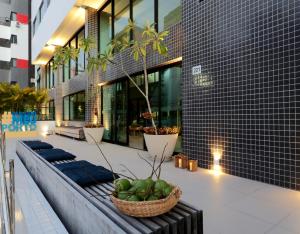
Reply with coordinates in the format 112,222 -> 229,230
90,134 -> 182,217
53,20 -> 179,160
83,123 -> 104,144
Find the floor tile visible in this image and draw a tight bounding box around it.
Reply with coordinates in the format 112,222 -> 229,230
227,196 -> 293,224
277,211 -> 300,234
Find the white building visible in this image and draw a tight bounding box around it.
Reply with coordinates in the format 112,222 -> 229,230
0,0 -> 33,88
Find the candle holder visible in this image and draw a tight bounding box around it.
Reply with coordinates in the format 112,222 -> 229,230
175,154 -> 188,169
187,160 -> 198,172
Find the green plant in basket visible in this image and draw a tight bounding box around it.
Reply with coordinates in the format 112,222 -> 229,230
110,144 -> 175,202
88,134 -> 180,207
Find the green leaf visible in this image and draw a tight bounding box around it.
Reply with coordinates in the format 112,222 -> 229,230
133,51 -> 139,61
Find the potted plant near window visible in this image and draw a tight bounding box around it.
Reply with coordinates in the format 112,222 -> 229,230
83,123 -> 104,144
92,20 -> 179,160
53,20 -> 178,159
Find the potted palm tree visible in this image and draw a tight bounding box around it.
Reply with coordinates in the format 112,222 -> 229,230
53,20 -> 179,160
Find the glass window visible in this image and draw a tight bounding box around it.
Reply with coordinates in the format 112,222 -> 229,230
64,92 -> 85,121
38,100 -> 55,121
77,29 -> 85,73
99,2 -> 112,54
63,96 -> 70,121
160,66 -> 182,151
158,0 -> 181,31
10,35 -> 17,44
63,56 -> 70,82
132,0 -> 154,29
114,0 -> 130,40
70,38 -> 77,78
102,84 -> 115,141
49,61 -> 55,88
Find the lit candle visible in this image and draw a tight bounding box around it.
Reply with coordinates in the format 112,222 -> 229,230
187,160 -> 198,172
178,158 -> 182,168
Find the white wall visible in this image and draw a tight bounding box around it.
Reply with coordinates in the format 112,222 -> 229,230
0,25 -> 10,39
10,21 -> 29,60
31,0 -> 77,61
31,0 -> 42,19
0,47 -> 11,61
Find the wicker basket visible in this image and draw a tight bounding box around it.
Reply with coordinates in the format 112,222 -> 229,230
111,186 -> 182,217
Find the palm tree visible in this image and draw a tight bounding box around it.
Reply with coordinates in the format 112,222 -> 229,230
0,82 -> 49,117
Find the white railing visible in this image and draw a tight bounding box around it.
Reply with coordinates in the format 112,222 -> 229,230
0,121 -> 15,234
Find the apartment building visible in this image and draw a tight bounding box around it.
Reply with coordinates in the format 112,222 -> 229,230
32,0 -> 300,190
0,0 -> 33,87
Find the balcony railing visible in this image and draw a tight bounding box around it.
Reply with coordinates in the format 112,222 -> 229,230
0,122 -> 15,234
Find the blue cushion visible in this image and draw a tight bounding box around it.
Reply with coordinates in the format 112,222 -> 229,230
55,160 -> 93,171
54,160 -> 118,186
37,149 -> 76,162
23,141 -> 53,150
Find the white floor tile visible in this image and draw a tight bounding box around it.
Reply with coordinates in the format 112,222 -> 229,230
277,211 -> 300,234
227,196 -> 293,224
9,135 -> 300,234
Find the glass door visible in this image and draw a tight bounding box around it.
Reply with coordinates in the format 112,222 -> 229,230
102,81 -> 128,144
102,84 -> 115,141
115,81 -> 127,144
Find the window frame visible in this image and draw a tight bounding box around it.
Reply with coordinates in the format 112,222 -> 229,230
63,91 -> 86,121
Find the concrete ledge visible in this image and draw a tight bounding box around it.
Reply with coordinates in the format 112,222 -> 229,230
13,152 -> 68,234
16,140 -> 126,234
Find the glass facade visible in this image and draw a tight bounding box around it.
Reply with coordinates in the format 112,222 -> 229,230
99,2 -> 112,54
158,0 -> 181,31
102,82 -> 127,144
114,0 -> 130,40
132,0 -> 154,28
98,0 -> 182,51
63,91 -> 85,121
38,100 -> 55,121
70,38 -> 77,78
77,30 -> 85,74
45,27 -> 85,84
100,65 -> 182,151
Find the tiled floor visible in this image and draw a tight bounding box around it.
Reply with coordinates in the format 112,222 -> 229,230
10,135 -> 300,234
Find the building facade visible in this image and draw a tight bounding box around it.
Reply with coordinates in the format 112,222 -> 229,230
32,0 -> 300,190
0,0 -> 33,87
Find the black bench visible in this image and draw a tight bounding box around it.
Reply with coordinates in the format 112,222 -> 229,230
17,141 -> 203,234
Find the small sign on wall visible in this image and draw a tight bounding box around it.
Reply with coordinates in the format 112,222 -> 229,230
192,65 -> 214,88
192,65 -> 202,75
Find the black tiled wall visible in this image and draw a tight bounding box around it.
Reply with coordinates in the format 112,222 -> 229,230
182,0 -> 300,190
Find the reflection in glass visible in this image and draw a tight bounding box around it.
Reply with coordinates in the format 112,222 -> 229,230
158,0 -> 181,31
63,92 -> 85,121
77,29 -> 85,73
132,0 -> 154,29
114,0 -> 130,40
99,3 -> 112,54
160,66 -> 182,152
70,38 -> 77,78
102,84 -> 115,141
63,96 -> 69,121
49,61 -> 54,88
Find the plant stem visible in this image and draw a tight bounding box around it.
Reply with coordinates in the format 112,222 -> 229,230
142,56 -> 158,135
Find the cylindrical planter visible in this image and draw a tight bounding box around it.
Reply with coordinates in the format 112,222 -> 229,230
144,133 -> 178,161
83,127 -> 104,144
